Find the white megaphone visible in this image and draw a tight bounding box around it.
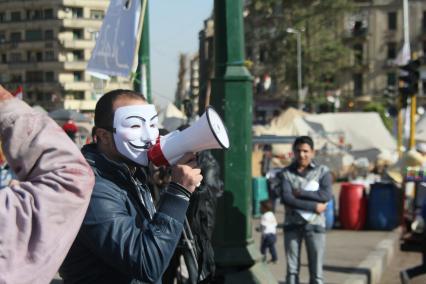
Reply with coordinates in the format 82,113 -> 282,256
148,106 -> 230,166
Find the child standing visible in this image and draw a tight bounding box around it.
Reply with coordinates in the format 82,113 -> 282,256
260,200 -> 278,263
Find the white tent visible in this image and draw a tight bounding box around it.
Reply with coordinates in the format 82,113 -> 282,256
158,103 -> 186,132
253,109 -> 397,171
416,113 -> 426,142
302,112 -> 397,161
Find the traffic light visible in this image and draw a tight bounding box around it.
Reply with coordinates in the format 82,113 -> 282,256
398,59 -> 420,96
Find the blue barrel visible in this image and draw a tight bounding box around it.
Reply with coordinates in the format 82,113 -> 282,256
368,182 -> 398,230
252,177 -> 269,217
325,196 -> 335,230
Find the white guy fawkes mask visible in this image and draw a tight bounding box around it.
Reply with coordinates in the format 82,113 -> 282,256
113,104 -> 159,166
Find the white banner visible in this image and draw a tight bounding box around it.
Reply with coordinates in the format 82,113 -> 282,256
87,0 -> 145,79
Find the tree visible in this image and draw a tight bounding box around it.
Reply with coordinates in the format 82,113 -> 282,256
245,0 -> 353,106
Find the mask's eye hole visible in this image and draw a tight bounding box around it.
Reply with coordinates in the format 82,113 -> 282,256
131,125 -> 141,129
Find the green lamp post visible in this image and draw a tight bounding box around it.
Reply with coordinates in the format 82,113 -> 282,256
134,0 -> 152,103
211,0 -> 276,282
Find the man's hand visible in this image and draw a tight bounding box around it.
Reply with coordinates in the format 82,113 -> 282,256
171,153 -> 203,193
315,203 -> 327,214
293,189 -> 301,197
0,85 -> 14,101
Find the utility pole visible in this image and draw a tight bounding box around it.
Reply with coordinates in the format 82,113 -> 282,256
134,0 -> 152,103
397,0 -> 410,153
211,0 -> 276,282
286,27 -> 303,109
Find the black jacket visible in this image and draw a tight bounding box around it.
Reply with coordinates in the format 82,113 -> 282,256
60,144 -> 190,283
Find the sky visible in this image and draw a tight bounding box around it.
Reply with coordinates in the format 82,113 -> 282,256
149,0 -> 213,108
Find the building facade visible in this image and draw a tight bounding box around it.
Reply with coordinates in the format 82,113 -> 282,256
342,0 -> 426,105
0,0 -> 132,112
243,0 -> 426,116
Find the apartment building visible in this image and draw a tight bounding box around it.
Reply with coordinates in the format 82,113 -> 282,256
0,0 -> 132,112
342,0 -> 426,104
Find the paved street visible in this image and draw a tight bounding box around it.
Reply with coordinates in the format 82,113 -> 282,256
379,249 -> 426,284
252,204 -> 400,284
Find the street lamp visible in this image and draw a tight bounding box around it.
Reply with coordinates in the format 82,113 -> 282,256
286,27 -> 303,109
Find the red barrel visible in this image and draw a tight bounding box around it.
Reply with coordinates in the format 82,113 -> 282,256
339,183 -> 367,230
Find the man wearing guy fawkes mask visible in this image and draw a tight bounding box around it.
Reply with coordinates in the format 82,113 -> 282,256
60,89 -> 203,284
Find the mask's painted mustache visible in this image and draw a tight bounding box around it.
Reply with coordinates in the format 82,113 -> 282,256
129,141 -> 153,150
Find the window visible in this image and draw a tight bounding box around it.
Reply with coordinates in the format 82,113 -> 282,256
90,10 -> 104,20
72,29 -> 83,40
71,8 -> 83,18
74,92 -> 84,100
73,71 -> 83,81
44,9 -> 54,19
354,44 -> 363,65
45,71 -> 54,82
1,54 -> 6,63
353,73 -> 363,97
10,74 -> 22,83
90,31 -> 98,41
353,21 -> 366,36
45,50 -> 54,61
11,11 -> 21,21
27,10 -> 43,20
388,11 -> 397,31
387,72 -> 396,87
26,30 -> 43,41
72,50 -> 84,61
0,12 -> 4,22
44,30 -> 54,40
36,52 -> 42,62
10,52 -> 22,63
26,71 -> 43,82
0,32 -> 5,43
387,42 -> 397,59
10,32 -> 21,42
27,51 -> 37,62
66,91 -> 84,100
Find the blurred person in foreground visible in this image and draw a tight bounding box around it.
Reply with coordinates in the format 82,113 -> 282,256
400,142 -> 426,284
281,135 -> 332,284
59,89 -> 203,284
0,85 -> 95,283
0,140 -> 14,189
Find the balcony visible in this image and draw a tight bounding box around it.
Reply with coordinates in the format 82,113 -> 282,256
24,81 -> 62,90
61,39 -> 95,49
7,60 -> 61,70
63,61 -> 87,70
63,0 -> 109,9
64,98 -> 97,111
0,19 -> 60,30
0,39 -> 59,50
62,81 -> 92,91
61,18 -> 102,29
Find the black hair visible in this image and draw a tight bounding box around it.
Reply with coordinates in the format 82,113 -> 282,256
260,200 -> 273,213
293,135 -> 314,150
94,89 -> 146,129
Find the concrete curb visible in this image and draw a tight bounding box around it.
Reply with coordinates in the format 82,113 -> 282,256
344,228 -> 400,284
